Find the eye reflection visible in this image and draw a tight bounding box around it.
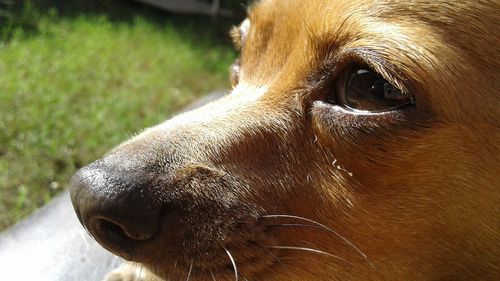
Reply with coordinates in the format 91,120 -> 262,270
333,68 -> 414,112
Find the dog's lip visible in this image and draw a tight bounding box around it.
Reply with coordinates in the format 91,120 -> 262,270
148,250 -> 276,281
149,264 -> 239,281
136,234 -> 278,279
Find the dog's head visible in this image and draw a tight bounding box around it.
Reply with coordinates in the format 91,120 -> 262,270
70,0 -> 500,280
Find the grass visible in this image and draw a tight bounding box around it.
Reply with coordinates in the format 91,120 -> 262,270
0,2 -> 237,230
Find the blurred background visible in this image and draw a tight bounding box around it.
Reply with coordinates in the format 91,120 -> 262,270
0,0 -> 247,231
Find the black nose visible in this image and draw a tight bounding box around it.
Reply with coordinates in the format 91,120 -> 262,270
69,160 -> 162,258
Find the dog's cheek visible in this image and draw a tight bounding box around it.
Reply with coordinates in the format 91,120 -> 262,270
307,102 -> 497,263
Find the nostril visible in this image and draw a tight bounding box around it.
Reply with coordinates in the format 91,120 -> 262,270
95,219 -> 131,246
89,217 -> 152,258
98,217 -> 156,240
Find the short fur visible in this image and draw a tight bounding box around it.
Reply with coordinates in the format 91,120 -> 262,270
70,0 -> 500,280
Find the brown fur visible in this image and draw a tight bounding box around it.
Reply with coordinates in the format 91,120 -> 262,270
70,0 -> 500,280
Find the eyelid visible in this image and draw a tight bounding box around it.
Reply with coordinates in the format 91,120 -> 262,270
338,48 -> 412,99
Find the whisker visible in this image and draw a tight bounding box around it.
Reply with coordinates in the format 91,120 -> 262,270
267,223 -> 326,230
267,245 -> 351,264
224,247 -> 239,281
262,215 -> 368,261
185,261 -> 193,281
248,240 -> 282,264
261,244 -> 282,264
210,270 -> 217,281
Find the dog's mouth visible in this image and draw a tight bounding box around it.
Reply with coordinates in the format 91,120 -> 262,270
139,213 -> 370,280
94,214 -> 278,280
131,213 -> 281,281
142,238 -> 278,281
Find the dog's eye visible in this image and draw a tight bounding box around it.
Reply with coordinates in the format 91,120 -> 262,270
230,58 -> 241,87
330,68 -> 414,112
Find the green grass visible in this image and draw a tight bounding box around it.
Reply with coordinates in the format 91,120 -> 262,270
0,5 -> 236,230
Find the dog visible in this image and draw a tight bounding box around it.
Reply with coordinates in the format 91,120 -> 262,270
69,0 -> 500,280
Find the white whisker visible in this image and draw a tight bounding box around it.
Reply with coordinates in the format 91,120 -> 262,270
261,244 -> 282,264
267,223 -> 325,230
262,214 -> 368,261
210,270 -> 217,281
185,261 -> 193,281
268,245 -> 351,264
224,247 -> 239,281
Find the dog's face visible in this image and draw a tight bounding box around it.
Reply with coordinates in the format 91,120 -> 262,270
70,0 -> 500,280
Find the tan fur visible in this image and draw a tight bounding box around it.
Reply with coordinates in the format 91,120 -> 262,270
74,1 -> 500,280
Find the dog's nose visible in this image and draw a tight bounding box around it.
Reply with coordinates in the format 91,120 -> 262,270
69,160 -> 162,258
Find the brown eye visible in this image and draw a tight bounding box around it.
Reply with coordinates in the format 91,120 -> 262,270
330,68 -> 414,112
230,58 -> 241,87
